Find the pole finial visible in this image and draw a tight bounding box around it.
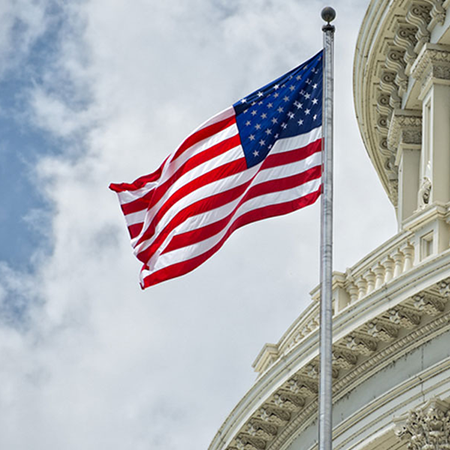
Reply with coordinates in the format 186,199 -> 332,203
321,6 -> 336,31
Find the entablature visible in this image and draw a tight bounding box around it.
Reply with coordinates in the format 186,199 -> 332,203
354,0 -> 450,210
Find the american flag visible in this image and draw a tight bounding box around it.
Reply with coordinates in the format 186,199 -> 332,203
110,50 -> 323,289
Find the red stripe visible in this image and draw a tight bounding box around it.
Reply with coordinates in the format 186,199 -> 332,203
262,139 -> 321,170
161,165 -> 321,254
128,223 -> 143,240
135,168 -> 252,264
140,189 -> 321,288
121,133 -> 240,216
133,140 -> 320,246
135,157 -> 247,247
173,115 -> 236,160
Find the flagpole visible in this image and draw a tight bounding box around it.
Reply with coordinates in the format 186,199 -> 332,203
319,6 -> 335,450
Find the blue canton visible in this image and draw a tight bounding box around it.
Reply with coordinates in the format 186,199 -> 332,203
233,50 -> 323,168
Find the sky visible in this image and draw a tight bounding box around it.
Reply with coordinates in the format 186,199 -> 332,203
0,1 -> 397,449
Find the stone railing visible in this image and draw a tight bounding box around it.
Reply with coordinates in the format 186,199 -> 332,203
253,203 -> 450,375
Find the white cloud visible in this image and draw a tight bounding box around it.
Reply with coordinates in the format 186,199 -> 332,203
0,1 -> 397,449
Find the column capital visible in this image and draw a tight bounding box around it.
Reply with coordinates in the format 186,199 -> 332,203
411,43 -> 450,99
387,109 -> 422,160
394,398 -> 450,448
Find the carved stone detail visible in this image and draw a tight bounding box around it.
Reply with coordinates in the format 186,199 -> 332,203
412,44 -> 450,93
387,109 -> 422,152
438,279 -> 450,297
417,177 -> 432,209
246,421 -> 278,441
257,407 -> 290,426
332,349 -> 358,369
394,398 -> 450,449
272,391 -> 305,411
286,377 -> 317,397
235,435 -> 266,450
406,3 -> 432,52
367,320 -> 399,341
345,335 -> 378,355
412,293 -> 446,315
388,307 -> 421,328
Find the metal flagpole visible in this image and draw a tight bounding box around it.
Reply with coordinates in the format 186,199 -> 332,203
319,6 -> 336,450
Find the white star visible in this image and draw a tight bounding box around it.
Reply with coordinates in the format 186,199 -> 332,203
277,106 -> 284,113
249,134 -> 255,141
288,112 -> 295,119
257,91 -> 263,97
305,93 -> 311,99
298,119 -> 304,125
283,96 -> 289,102
267,103 -> 273,108
265,129 -> 272,135
296,75 -> 302,81
289,86 -> 295,92
313,83 -> 318,89
251,110 -> 257,116
259,139 -> 265,146
255,123 -> 261,130
253,150 -> 259,157
261,113 -> 267,119
274,84 -> 279,90
306,79 -> 311,84
313,114 -> 318,120
245,120 -> 251,126
312,98 -> 318,105
271,117 -> 278,124
305,109 -> 310,115
273,92 -> 279,98
281,123 -> 287,129
241,98 -> 247,104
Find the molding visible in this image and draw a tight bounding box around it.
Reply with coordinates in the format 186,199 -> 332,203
387,108 -> 422,155
411,43 -> 450,98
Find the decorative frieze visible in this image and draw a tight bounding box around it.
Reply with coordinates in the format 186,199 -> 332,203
345,335 -> 378,355
367,320 -> 399,342
387,109 -> 422,152
411,44 -> 450,94
394,398 -> 450,449
332,349 -> 358,370
388,306 -> 421,328
412,293 -> 446,315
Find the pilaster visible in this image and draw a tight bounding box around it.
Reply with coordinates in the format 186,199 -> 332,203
412,44 -> 450,206
389,109 -> 422,225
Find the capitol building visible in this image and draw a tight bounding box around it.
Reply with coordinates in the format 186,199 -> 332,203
208,0 -> 450,449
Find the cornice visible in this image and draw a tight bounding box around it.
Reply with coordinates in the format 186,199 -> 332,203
354,0 -> 450,208
209,253 -> 450,450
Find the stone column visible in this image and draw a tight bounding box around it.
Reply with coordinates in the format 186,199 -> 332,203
388,109 -> 422,225
412,44 -> 450,207
394,398 -> 450,449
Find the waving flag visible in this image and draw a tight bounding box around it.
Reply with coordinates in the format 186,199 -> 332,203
110,50 -> 323,289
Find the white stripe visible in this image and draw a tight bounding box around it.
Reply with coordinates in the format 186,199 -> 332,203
142,177 -> 321,275
134,147 -> 321,254
119,124 -> 319,209
137,140 -> 242,224
133,155 -> 260,254
269,125 -> 322,156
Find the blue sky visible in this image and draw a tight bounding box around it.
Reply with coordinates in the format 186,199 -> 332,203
0,1 -> 397,449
